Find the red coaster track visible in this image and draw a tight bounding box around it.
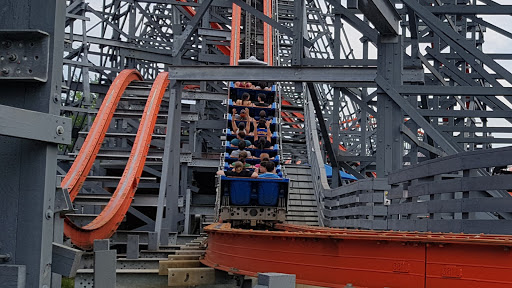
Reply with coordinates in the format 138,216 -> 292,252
61,70 -> 169,249
203,223 -> 512,288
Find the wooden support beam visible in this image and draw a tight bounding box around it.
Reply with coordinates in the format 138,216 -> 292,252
174,250 -> 205,256
167,267 -> 215,286
159,260 -> 201,275
167,255 -> 201,261
178,246 -> 204,250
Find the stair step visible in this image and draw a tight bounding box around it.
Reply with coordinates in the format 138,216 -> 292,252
288,194 -> 316,201
287,175 -> 313,181
287,210 -> 319,216
290,182 -> 313,189
286,216 -> 319,221
289,189 -> 316,195
285,168 -> 312,176
286,221 -> 319,226
284,164 -> 311,169
289,186 -> 316,192
288,200 -> 318,207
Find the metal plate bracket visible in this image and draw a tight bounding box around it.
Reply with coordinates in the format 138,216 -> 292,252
0,30 -> 49,82
0,104 -> 72,144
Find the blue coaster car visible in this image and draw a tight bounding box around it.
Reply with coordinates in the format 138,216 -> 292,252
220,176 -> 289,206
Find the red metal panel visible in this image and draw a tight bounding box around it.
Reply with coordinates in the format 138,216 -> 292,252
263,0 -> 272,65
203,224 -> 425,287
204,223 -> 512,288
426,243 -> 512,288
230,3 -> 241,65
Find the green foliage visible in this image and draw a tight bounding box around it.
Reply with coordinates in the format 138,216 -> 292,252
61,277 -> 74,288
58,74 -> 100,153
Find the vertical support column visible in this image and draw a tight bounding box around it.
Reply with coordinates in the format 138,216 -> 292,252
405,9 -> 419,166
331,10 -> 342,187
407,96 -> 419,165
126,235 -> 139,260
189,102 -> 198,157
155,80 -> 183,240
93,241 -> 116,288
184,189 -> 192,235
179,163 -> 188,232
263,0 -> 273,65
332,87 -> 341,187
0,1 -> 65,287
81,15 -> 91,105
230,4 -> 242,65
376,35 -> 404,177
244,0 -> 251,59
360,18 -> 370,171
160,228 -> 170,246
112,0 -> 122,67
172,5 -> 183,65
126,2 -> 137,68
292,0 -> 305,66
51,212 -> 65,288
148,232 -> 158,251
200,8 -> 211,61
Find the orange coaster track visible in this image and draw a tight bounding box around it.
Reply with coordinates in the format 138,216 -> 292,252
203,223 -> 512,288
61,70 -> 169,249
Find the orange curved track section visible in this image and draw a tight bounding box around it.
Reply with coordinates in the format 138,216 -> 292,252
63,71 -> 170,249
204,223 -> 512,288
61,69 -> 143,200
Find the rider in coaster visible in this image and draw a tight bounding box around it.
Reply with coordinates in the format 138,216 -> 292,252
230,140 -> 252,158
253,93 -> 271,108
230,130 -> 252,147
232,109 -> 251,135
233,107 -> 250,121
252,161 -> 280,178
251,160 -> 268,177
217,161 -> 252,177
234,151 -> 252,168
251,117 -> 272,150
258,110 -> 267,120
235,92 -> 253,106
254,153 -> 272,169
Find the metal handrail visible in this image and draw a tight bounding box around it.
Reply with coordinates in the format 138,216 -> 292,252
304,86 -> 330,226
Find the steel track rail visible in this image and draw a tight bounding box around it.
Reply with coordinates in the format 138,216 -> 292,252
62,70 -> 169,249
61,69 -> 143,200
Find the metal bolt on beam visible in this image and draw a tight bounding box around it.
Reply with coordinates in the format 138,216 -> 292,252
45,209 -> 53,220
2,40 -> 12,48
0,254 -> 11,262
56,126 -> 64,136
